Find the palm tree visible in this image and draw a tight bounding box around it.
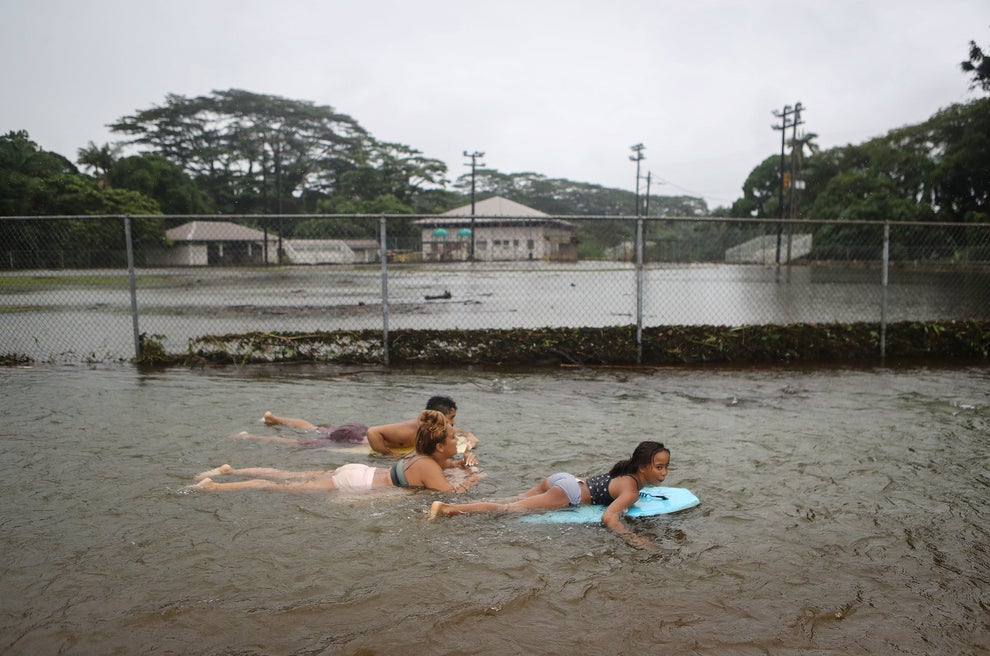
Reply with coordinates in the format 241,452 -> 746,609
76,141 -> 119,185
788,131 -> 820,170
786,132 -> 819,219
960,36 -> 990,92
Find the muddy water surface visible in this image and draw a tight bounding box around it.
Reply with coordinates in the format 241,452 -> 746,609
1,363 -> 988,654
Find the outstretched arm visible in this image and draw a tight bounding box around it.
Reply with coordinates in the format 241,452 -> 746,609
413,460 -> 485,493
450,469 -> 485,493
600,483 -> 653,550
447,470 -> 485,493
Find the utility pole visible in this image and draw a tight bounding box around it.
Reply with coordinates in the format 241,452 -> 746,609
463,150 -> 485,261
629,143 -> 646,216
275,136 -> 284,265
771,103 -> 803,266
643,171 -> 652,216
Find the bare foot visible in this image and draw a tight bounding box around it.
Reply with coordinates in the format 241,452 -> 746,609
191,477 -> 216,491
428,500 -> 448,520
195,464 -> 234,480
263,411 -> 277,425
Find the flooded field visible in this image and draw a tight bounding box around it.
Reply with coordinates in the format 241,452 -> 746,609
2,261 -> 988,362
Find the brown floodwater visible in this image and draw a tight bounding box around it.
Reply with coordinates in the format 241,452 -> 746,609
1,363 -> 988,655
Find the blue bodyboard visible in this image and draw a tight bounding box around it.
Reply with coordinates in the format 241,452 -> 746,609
519,486 -> 699,524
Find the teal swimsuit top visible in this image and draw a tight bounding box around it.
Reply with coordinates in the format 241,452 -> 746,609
389,455 -> 423,487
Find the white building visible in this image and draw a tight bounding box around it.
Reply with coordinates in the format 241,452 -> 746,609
146,221 -> 367,266
413,196 -> 577,262
282,239 -> 355,265
146,221 -> 273,266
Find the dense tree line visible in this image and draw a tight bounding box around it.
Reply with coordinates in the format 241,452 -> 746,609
1,33 -> 987,262
726,98 -> 990,225
720,35 -> 990,259
0,130 -> 167,266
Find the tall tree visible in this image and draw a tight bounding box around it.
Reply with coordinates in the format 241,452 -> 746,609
787,131 -> 819,171
0,131 -> 165,265
332,146 -> 447,207
108,89 -> 372,213
729,156 -> 780,219
0,131 -> 73,215
0,130 -> 76,179
927,97 -> 990,222
961,34 -> 990,92
54,175 -> 165,266
0,131 -> 80,255
76,141 -> 119,184
109,153 -> 214,216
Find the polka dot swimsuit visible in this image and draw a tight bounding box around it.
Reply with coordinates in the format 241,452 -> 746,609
585,473 -> 614,505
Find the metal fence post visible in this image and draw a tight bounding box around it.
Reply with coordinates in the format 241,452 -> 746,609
379,215 -> 390,366
880,220 -> 890,360
636,217 -> 644,365
123,215 -> 141,360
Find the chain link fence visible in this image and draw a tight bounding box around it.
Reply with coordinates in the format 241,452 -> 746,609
1,214 -> 988,364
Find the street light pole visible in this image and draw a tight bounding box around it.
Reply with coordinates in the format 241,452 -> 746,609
463,150 -> 485,261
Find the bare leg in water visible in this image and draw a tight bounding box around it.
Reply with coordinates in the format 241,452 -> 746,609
262,411 -> 319,431
193,477 -> 339,492
230,432 -> 301,445
429,479 -> 570,519
230,412 -> 322,444
191,464 -> 338,493
195,464 -> 330,480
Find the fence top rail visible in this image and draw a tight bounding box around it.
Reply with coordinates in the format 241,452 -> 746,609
1,213 -> 988,230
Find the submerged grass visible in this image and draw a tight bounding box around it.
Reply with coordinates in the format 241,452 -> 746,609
115,320 -> 990,368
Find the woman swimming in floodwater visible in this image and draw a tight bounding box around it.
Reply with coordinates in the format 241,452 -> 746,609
429,441 -> 670,549
192,410 -> 483,494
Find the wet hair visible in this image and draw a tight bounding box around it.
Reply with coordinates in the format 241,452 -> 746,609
415,409 -> 450,455
425,396 -> 457,414
608,441 -> 670,477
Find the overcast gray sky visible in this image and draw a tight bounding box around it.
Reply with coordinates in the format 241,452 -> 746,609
3,0 -> 987,209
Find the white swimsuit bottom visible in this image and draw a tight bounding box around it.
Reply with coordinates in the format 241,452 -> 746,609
331,463 -> 376,491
